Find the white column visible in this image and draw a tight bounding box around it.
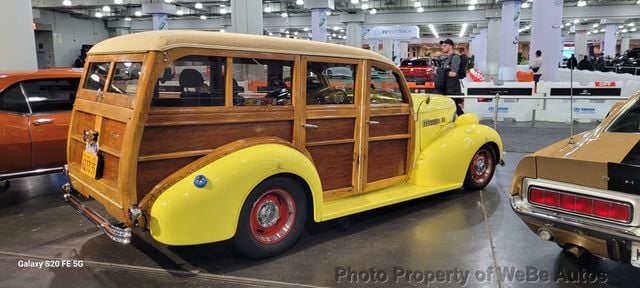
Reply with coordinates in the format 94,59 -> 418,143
231,0 -> 263,35
574,30 -> 588,59
152,14 -> 168,30
399,41 -> 409,60
311,8 -> 328,42
486,18 -> 501,80
530,0 -> 563,81
382,39 -> 393,61
392,40 -> 402,65
345,22 -> 362,48
0,0 -> 37,72
621,37 -> 631,53
602,24 -> 617,57
475,28 -> 488,74
499,0 -> 521,81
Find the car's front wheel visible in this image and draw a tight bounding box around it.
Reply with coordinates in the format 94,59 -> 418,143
463,145 -> 496,191
232,176 -> 307,259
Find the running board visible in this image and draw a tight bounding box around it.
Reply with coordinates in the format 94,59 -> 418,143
321,183 -> 461,221
62,183 -> 131,244
0,167 -> 62,181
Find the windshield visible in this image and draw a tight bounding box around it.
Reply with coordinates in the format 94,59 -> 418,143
609,98 -> 640,133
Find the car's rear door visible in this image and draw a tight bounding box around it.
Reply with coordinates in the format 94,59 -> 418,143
21,78 -> 79,169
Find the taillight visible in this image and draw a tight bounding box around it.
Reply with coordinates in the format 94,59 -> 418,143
528,186 -> 632,223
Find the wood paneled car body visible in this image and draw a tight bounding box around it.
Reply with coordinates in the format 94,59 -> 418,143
0,69 -> 81,181
63,31 -> 503,258
511,92 -> 640,267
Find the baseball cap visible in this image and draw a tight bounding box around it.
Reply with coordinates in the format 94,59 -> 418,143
439,39 -> 454,46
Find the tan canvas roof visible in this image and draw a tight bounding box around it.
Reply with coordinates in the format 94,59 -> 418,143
89,30 -> 394,65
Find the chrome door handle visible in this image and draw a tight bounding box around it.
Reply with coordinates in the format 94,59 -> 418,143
367,120 -> 380,125
33,119 -> 54,126
302,123 -> 318,129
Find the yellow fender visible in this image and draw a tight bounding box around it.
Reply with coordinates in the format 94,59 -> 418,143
409,114 -> 503,187
146,138 -> 323,246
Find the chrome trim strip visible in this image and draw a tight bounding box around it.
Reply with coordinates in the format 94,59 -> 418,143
0,167 -> 63,181
62,183 -> 131,244
510,194 -> 640,242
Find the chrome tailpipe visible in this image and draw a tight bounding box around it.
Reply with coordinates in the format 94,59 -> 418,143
563,245 -> 587,258
62,183 -> 131,244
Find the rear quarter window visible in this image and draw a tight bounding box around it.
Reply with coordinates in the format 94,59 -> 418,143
609,99 -> 640,133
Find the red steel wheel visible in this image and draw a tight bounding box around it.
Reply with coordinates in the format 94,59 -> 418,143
463,145 -> 497,191
232,177 -> 307,259
249,188 -> 296,245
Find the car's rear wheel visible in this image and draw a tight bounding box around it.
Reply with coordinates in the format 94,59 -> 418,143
463,145 -> 496,191
232,176 -> 307,259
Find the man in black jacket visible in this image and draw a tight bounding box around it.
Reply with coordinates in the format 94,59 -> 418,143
567,54 -> 578,69
434,39 -> 464,115
577,55 -> 592,70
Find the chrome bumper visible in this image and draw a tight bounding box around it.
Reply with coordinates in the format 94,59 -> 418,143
62,183 -> 132,244
510,194 -> 640,243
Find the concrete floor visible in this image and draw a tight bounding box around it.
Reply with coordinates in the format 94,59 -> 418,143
1,152 -> 639,288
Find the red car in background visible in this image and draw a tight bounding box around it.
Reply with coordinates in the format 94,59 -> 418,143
0,69 -> 82,183
399,57 -> 439,85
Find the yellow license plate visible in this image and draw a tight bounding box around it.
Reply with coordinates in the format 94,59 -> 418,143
80,150 -> 100,179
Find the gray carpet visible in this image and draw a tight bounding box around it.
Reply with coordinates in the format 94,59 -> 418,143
480,120 -> 599,153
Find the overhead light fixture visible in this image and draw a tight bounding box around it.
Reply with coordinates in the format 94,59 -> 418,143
176,10 -> 184,15
285,30 -> 290,34
350,0 -> 358,3
631,27 -> 637,32
468,5 -> 476,10
264,6 -> 272,13
102,5 -> 110,12
114,0 -> 123,4
294,31 -> 299,35
332,33 -> 337,37
417,7 -> 424,12
599,28 -> 605,32
470,0 -> 478,4
593,23 -> 599,28
622,29 -> 629,33
333,26 -> 341,31
268,32 -> 273,36
220,29 -> 225,33
361,3 -> 369,9
135,11 -> 142,16
459,23 -> 468,38
62,0 -> 72,6
618,25 -> 624,28
124,17 -> 131,21
95,12 -> 103,18
325,10 -> 332,16
587,31 -> 591,35
428,24 -> 439,38
565,22 -> 571,27
573,19 -> 580,24
340,29 -> 345,33
281,12 -> 288,17
413,1 -> 421,8
200,15 -> 207,20
195,2 -> 203,9
629,23 -> 636,27
297,0 -> 304,5
370,8 -> 377,14
577,0 -> 586,7
164,0 -> 172,3
521,2 -> 530,8
637,0 -> 640,4
303,27 -> 309,31
220,7 -> 227,14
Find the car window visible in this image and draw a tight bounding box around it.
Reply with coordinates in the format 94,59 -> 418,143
21,78 -> 79,113
153,55 -> 226,107
0,84 -> 29,113
84,62 -> 110,91
108,62 -> 142,96
609,99 -> 640,133
306,62 -> 356,105
232,58 -> 293,106
370,66 -> 406,104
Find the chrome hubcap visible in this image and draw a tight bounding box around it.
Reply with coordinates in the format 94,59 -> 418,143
474,158 -> 487,175
256,201 -> 280,229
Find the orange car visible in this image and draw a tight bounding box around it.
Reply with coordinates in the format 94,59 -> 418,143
0,69 -> 81,181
